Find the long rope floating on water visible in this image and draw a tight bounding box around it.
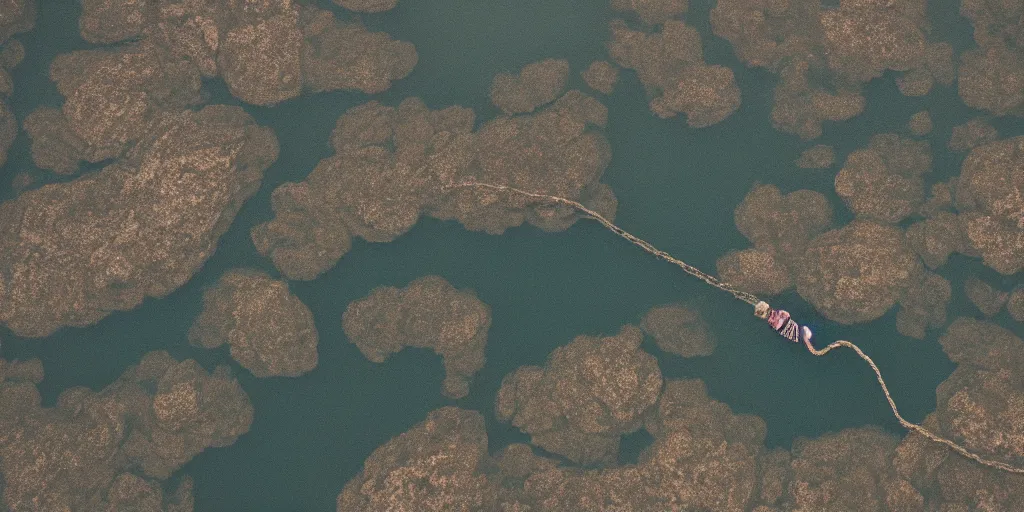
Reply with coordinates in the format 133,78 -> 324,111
449,181 -> 761,305
449,180 -> 1024,475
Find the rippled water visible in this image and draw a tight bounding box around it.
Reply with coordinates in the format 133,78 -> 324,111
2,0 -> 1023,510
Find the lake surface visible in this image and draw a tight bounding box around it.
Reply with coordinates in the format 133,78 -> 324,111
2,1 -> 1022,510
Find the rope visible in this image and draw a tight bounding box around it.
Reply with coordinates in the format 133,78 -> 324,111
448,180 -> 1024,475
805,338 -> 1024,474
447,181 -> 759,305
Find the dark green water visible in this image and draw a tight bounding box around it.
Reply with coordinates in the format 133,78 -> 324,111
2,1 -> 1022,510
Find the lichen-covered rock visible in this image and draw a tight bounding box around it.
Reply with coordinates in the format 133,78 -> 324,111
957,0 -> 1023,117
0,358 -> 43,384
337,407 -> 498,512
755,449 -> 793,510
608,19 -> 740,126
905,212 -> 970,270
10,171 -> 33,194
964,277 -> 1009,318
893,413 -> 1024,511
924,41 -> 956,87
1009,287 -> 1024,322
785,427 -> 904,511
795,145 -> 835,169
896,271 -> 950,340
22,107 -> 89,175
300,7 -> 417,95
490,58 -> 569,114
908,111 -> 932,136
0,351 -> 250,510
502,378 -> 764,511
493,442 -> 558,505
717,248 -> 793,296
218,10 -> 303,105
0,38 -> 24,70
343,276 -> 490,399
77,0 -> 147,44
770,59 -> 866,139
120,353 -> 254,479
929,452 -> 1024,510
54,42 -> 204,147
935,319 -> 1024,467
711,0 -> 947,139
709,0 -> 821,71
958,47 -> 1024,116
959,212 -> 1024,276
497,461 -> 616,510
911,42 -> 952,82
0,0 -> 34,45
917,181 -> 955,218
104,473 -> 195,512
646,378 -> 765,449
189,269 -> 318,378
960,0 -> 1023,47
949,118 -> 998,152
251,184 -> 352,282
637,379 -> 764,511
77,2 -> 416,104
848,134 -> 924,193
333,0 -> 399,13
25,41 -> 204,173
254,91 -> 615,280
0,60 -> 9,95
495,325 -> 662,465
735,184 -> 833,262
818,1 -> 927,84
640,304 -> 715,357
896,68 -> 933,97
582,60 -> 619,95
719,185 -> 833,298
955,136 -> 1024,275
0,105 -> 278,337
834,134 -> 931,224
251,98 -> 471,279
438,90 -> 615,234
796,221 -> 923,324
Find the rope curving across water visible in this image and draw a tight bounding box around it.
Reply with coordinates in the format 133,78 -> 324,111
448,180 -> 1024,475
804,338 -> 1024,474
448,181 -> 760,305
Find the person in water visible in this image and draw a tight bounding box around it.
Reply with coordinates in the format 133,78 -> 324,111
754,301 -> 813,347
